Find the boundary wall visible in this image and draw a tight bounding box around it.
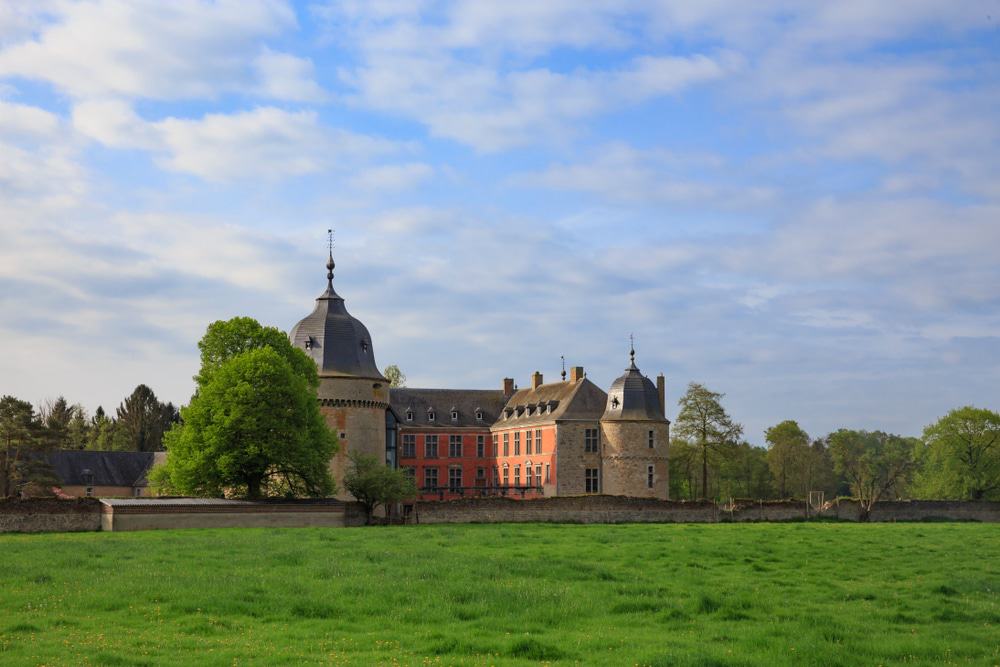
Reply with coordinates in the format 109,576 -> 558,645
100,498 -> 361,531
0,498 -> 101,533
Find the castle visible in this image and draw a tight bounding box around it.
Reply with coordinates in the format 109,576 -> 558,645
289,248 -> 670,502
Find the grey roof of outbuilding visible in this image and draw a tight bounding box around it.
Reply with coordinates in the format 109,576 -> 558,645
47,450 -> 155,487
498,378 -> 608,427
602,354 -> 667,421
390,388 -> 506,428
288,257 -> 386,381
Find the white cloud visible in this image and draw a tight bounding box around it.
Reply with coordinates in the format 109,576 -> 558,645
254,47 -> 327,102
0,99 -> 60,140
350,163 -> 434,191
0,0 -> 318,102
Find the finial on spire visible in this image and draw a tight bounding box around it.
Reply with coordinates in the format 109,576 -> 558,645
629,333 -> 636,367
560,355 -> 566,381
325,229 -> 335,287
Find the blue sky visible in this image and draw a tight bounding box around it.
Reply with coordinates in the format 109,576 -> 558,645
1,1 -> 998,443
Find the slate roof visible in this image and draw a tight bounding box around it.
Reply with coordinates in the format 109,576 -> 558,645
390,388 -> 506,428
46,450 -> 156,487
497,378 -> 608,427
289,253 -> 386,381
603,352 -> 667,422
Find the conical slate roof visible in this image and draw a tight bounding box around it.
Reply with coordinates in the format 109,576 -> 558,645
602,347 -> 664,421
289,251 -> 386,381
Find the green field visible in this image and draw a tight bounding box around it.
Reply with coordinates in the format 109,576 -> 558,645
1,524 -> 998,666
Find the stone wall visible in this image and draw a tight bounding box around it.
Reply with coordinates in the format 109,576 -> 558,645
600,420 -> 669,499
102,499 -> 352,531
414,495 -> 719,524
0,498 -> 102,533
412,495 -> 1000,524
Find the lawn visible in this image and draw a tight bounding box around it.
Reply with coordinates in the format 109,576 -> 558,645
0,523 -> 997,666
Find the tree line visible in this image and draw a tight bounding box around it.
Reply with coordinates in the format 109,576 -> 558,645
670,382 -> 1000,510
0,386 -> 178,497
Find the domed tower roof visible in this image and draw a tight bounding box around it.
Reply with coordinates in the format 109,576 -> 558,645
603,344 -> 665,421
289,244 -> 386,381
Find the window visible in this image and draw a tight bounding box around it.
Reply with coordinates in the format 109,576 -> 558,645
405,409 -> 413,422
424,467 -> 438,489
492,434 -> 498,457
535,465 -> 542,488
585,468 -> 600,493
449,467 -> 462,492
85,487 -> 94,497
425,435 -> 438,458
514,431 -> 521,456
648,430 -> 655,449
493,466 -> 499,487
514,465 -> 521,487
475,409 -> 483,421
402,434 -> 416,458
584,428 -> 599,453
476,467 -> 486,487
525,430 -> 533,455
427,410 -> 436,422
503,465 -> 509,487
451,410 -> 458,422
133,487 -> 142,497
449,435 -> 462,458
503,432 -> 509,457
545,463 -> 551,483
476,435 -> 485,458
535,429 -> 543,453
647,464 -> 655,489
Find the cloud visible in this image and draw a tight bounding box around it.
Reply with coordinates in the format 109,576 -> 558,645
350,163 -> 434,191
0,0 -> 320,102
72,103 -> 395,181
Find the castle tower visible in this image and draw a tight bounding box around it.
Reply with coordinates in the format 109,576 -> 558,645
289,243 -> 389,499
599,343 -> 670,499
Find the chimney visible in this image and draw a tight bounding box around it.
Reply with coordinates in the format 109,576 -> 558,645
503,377 -> 515,397
531,371 -> 543,389
657,374 -> 666,415
569,366 -> 584,382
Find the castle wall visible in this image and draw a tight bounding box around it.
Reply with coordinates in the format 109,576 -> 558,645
318,376 -> 389,500
600,420 -> 670,499
555,421 -> 602,495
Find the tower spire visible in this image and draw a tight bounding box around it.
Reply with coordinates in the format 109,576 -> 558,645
629,333 -> 636,368
326,229 -> 335,289
561,355 -> 566,381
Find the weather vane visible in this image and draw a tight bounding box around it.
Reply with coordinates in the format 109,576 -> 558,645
561,355 -> 566,381
327,228 -> 334,254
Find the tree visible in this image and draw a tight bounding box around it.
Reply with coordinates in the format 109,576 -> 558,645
0,396 -> 56,498
674,383 -> 743,500
160,318 -> 336,499
196,316 -> 315,387
719,442 -> 775,500
40,396 -> 73,448
915,407 -> 1000,500
828,429 -> 917,520
765,420 -> 811,498
115,384 -> 177,451
86,406 -> 118,451
668,438 -> 699,500
66,406 -> 91,450
383,364 -> 406,388
342,451 -> 417,524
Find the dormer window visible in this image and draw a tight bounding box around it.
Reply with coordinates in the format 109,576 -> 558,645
475,408 -> 483,421
504,407 -> 513,419
526,406 -> 534,416
360,339 -> 369,353
612,396 -> 620,409
451,410 -> 458,422
427,408 -> 435,422
405,408 -> 413,422
304,337 -> 314,349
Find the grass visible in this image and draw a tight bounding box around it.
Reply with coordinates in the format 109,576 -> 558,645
0,523 -> 998,665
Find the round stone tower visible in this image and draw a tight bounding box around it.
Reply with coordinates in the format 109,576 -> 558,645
600,345 -> 670,499
289,247 -> 389,500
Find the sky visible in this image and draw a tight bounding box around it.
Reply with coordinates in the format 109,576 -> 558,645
1,1 -> 998,444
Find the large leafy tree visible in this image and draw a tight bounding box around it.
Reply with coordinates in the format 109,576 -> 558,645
719,441 -> 775,500
160,318 -> 336,499
765,420 -> 811,498
674,382 -> 743,500
915,407 -> 1000,500
828,429 -> 917,519
383,364 -> 406,388
343,451 -> 417,524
